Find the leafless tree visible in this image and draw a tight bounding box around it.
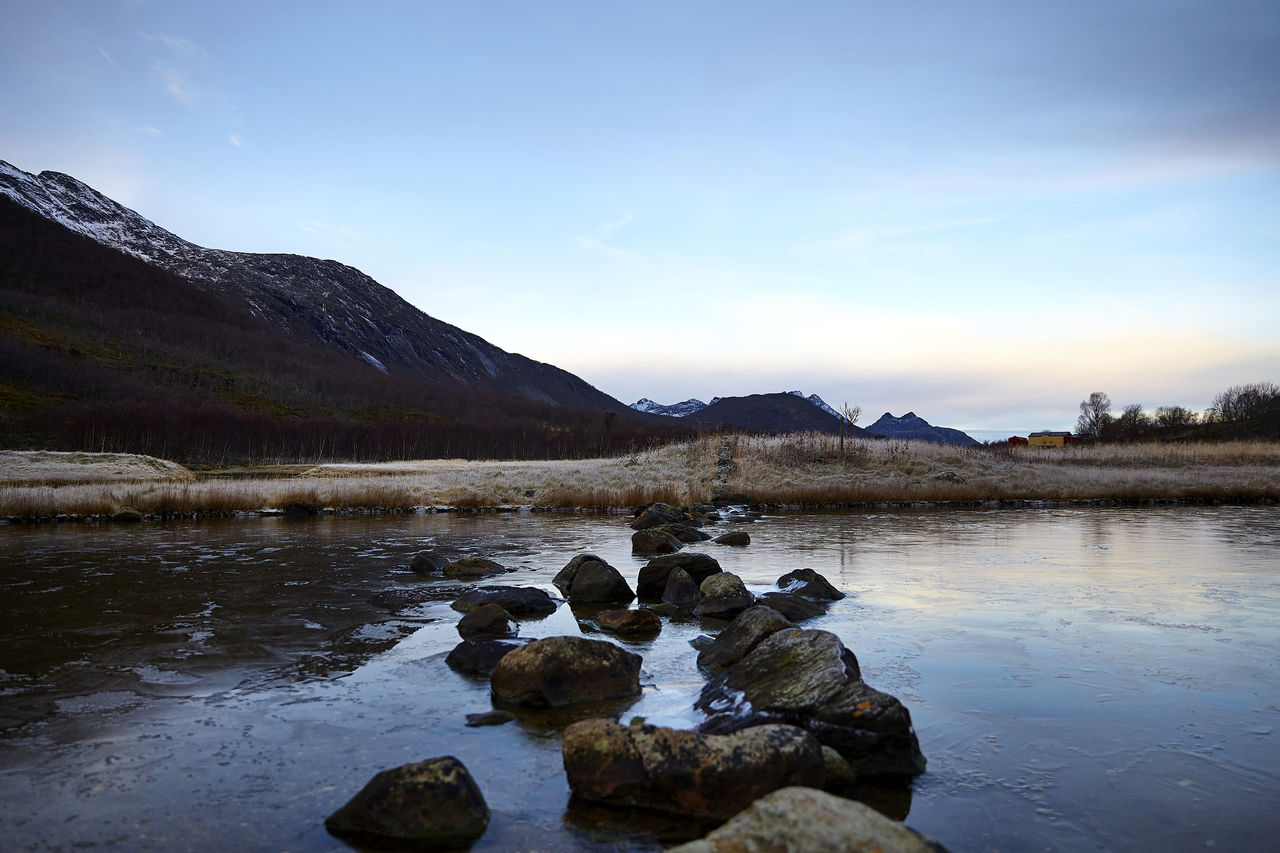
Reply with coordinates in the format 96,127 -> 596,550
1075,391 -> 1112,439
839,403 -> 861,454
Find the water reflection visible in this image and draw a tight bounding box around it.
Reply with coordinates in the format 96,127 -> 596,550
1,506 -> 1278,851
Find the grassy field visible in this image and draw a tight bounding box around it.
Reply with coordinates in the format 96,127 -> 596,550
1,434 -> 1278,520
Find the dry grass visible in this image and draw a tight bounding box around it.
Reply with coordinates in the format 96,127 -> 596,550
1,435 -> 1277,520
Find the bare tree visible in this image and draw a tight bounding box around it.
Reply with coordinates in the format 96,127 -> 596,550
1075,391 -> 1112,439
1208,382 -> 1280,422
1154,406 -> 1198,429
839,403 -> 862,454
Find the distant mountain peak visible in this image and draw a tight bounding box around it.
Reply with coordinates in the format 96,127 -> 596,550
867,412 -> 978,445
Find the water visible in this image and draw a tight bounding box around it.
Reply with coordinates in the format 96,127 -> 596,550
1,506 -> 1278,851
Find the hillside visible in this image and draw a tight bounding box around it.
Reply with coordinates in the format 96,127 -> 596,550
683,392 -> 870,435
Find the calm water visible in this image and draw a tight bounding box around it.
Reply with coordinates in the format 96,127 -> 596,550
1,506 -> 1278,851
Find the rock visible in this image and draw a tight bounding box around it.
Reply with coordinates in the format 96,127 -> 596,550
756,591 -> 829,621
696,628 -> 926,779
324,756 -> 490,849
567,560 -> 635,604
661,567 -> 702,608
656,523 -> 711,544
777,567 -> 845,600
822,745 -> 859,792
552,553 -> 608,593
713,530 -> 750,546
445,637 -> 530,676
282,501 -> 319,519
668,786 -> 948,853
451,586 -> 558,617
110,507 -> 143,522
456,603 -> 517,639
409,550 -> 447,573
464,710 -> 514,727
696,605 -> 795,672
630,502 -> 686,530
596,608 -> 662,635
490,636 -> 642,708
693,572 -> 755,619
636,553 -> 723,599
631,528 -> 684,556
442,556 -> 514,580
561,719 -> 824,821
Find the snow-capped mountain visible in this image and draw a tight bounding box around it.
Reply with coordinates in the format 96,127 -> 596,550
0,160 -> 621,410
630,397 -> 712,417
865,412 -> 978,446
787,390 -> 842,419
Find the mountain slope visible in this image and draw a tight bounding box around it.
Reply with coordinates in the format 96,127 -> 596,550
683,393 -> 869,435
0,160 -> 621,410
866,412 -> 978,445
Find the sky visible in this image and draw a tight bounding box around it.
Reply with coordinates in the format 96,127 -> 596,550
2,0 -> 1278,440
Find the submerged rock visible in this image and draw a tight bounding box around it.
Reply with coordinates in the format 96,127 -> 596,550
464,710 -> 514,728
696,627 -> 926,779
451,586 -> 558,617
409,550 -> 447,573
442,556 -> 514,580
561,719 -> 824,820
669,786 -> 948,853
636,553 -> 723,599
456,603 -> 518,639
490,636 -> 642,708
324,756 -> 490,849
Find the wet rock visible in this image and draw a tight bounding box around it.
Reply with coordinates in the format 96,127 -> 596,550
490,636 -> 642,708
567,560 -> 635,604
756,591 -> 829,621
636,553 -> 723,599
464,710 -> 514,727
656,523 -> 711,544
451,586 -> 558,617
696,605 -> 795,672
596,608 -> 662,636
661,567 -> 702,608
696,628 -> 926,779
445,637 -> 530,676
630,502 -> 687,530
456,603 -> 517,639
282,501 -> 319,519
668,786 -> 948,853
552,553 -> 609,593
442,556 -> 514,580
693,572 -> 755,619
409,550 -> 447,573
713,530 -> 750,546
324,755 -> 490,849
562,719 -> 824,820
110,507 -> 143,522
777,567 -> 845,600
822,746 -> 859,792
631,528 -> 684,556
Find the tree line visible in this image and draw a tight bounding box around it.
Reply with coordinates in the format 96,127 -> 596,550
1075,383 -> 1280,442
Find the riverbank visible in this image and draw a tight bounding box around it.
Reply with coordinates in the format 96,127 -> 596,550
2,435 -> 1278,521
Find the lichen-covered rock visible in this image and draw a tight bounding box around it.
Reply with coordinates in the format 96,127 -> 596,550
696,605 -> 795,672
596,608 -> 662,635
713,530 -> 750,546
490,636 -> 642,708
696,628 -> 926,779
636,553 -> 723,599
632,528 -> 684,556
445,637 -> 530,676
561,719 -> 824,820
456,602 -> 517,639
451,586 -> 558,617
324,756 -> 490,849
668,786 -> 949,853
693,572 -> 755,619
776,567 -> 845,600
661,567 -> 702,608
442,556 -> 514,580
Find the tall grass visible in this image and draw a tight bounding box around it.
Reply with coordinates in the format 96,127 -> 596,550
1,436 -> 1276,520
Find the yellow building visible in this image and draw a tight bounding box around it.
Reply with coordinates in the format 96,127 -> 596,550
1028,431 -> 1074,448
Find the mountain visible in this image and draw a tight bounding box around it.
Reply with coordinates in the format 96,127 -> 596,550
683,393 -> 870,435
0,160 -> 621,411
787,390 -> 842,419
630,397 -> 712,418
866,412 -> 978,446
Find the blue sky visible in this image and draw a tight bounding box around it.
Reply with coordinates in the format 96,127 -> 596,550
3,0 -> 1277,438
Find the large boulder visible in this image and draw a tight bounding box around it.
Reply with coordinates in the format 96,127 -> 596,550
696,627 -> 926,779
456,603 -> 517,639
325,756 -> 490,849
561,719 -> 824,821
442,556 -> 514,580
693,572 -> 755,619
755,591 -> 830,621
490,636 -> 642,708
445,637 -> 530,676
631,529 -> 684,556
451,586 -> 558,617
669,786 -> 949,853
566,560 -> 635,604
552,553 -> 608,593
596,608 -> 662,636
636,553 -> 723,599
630,502 -> 687,530
713,530 -> 750,547
696,605 -> 795,672
777,568 -> 845,600
661,567 -> 702,609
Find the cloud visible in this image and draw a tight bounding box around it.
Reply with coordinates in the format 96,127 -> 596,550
572,212 -> 634,260
99,47 -> 115,64
152,61 -> 201,105
133,125 -> 162,137
229,134 -> 242,147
